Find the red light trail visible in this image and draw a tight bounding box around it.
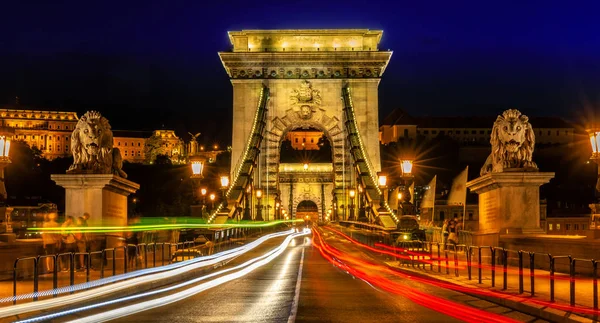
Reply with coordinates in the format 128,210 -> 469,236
318,226 -> 600,317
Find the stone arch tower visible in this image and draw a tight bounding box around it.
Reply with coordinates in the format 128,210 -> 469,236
219,29 -> 392,216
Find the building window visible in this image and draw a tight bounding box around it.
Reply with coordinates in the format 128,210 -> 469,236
66,136 -> 69,141
124,151 -> 128,156
125,142 -> 127,146
557,224 -> 561,230
138,142 -> 141,147
57,126 -> 60,130
549,224 -> 553,231
303,138 -> 306,143
311,138 -> 314,143
439,211 -> 445,221
404,129 -> 409,137
137,151 -> 141,157
32,135 -> 36,139
556,130 -> 559,136
57,145 -> 60,151
295,138 -> 298,143
131,142 -> 134,146
583,224 -> 587,230
424,130 -> 429,134
547,131 -> 551,136
131,150 -> 134,156
118,142 -> 121,146
468,213 -> 473,220
66,145 -> 69,150
574,224 -> 579,230
565,224 -> 570,231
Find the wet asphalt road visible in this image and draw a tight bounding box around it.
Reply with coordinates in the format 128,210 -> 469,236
109,235 -> 457,323
73,230 -> 543,323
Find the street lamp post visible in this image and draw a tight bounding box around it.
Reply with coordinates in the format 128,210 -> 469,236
0,134 -> 11,201
397,191 -> 403,216
377,172 -> 387,213
200,188 -> 207,216
588,129 -> 600,227
243,184 -> 252,221
209,193 -> 216,212
190,159 -> 204,217
220,176 -> 230,213
399,159 -> 414,215
255,189 -> 264,221
348,189 -> 356,221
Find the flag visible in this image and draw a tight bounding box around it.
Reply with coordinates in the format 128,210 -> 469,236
420,175 -> 437,209
408,182 -> 415,204
447,166 -> 468,206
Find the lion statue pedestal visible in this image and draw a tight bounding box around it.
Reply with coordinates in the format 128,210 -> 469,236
51,111 -> 140,246
466,109 -> 554,246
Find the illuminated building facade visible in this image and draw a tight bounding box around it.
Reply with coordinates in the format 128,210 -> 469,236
380,109 -> 575,146
0,107 -> 186,163
286,130 -> 323,150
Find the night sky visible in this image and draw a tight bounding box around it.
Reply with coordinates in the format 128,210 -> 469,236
1,1 -> 599,143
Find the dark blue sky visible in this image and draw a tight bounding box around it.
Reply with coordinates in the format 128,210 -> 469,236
1,1 -> 599,142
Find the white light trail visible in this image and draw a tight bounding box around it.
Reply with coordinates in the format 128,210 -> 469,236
15,229 -> 310,323
0,229 -> 296,319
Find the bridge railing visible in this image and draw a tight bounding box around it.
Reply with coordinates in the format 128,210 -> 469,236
4,225 -> 281,306
341,225 -> 600,310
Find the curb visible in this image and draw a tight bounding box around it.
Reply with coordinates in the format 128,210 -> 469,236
385,262 -> 594,323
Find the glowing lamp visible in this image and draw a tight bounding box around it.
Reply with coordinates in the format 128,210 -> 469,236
349,190 -> 356,198
191,160 -> 204,177
256,189 -> 262,199
200,188 -> 207,196
397,192 -> 403,200
400,160 -> 413,176
209,193 -> 215,201
303,163 -> 309,171
220,176 -> 229,188
589,130 -> 600,157
0,136 -> 10,158
276,202 -> 280,208
378,173 -> 387,187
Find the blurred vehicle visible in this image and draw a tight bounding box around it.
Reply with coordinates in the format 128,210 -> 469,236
392,215 -> 426,242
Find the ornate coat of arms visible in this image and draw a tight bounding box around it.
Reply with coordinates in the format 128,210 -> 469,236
290,80 -> 321,119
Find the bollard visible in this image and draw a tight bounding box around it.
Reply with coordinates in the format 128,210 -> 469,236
124,246 -> 128,273
529,252 -> 535,296
53,255 -> 58,298
570,259 -> 575,306
33,256 -> 39,301
112,248 -> 116,276
429,242 -> 433,271
518,250 -> 524,294
454,245 -> 459,277
478,247 -> 482,284
100,250 -> 106,279
593,260 -> 598,311
491,247 -> 496,288
70,253 -> 75,292
437,243 -> 441,273
86,252 -> 91,283
153,243 -> 157,267
467,247 -> 472,281
445,245 -> 449,275
549,255 -> 555,302
503,249 -> 508,290
144,244 -> 148,268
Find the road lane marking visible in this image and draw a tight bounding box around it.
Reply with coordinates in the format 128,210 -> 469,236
287,237 -> 306,323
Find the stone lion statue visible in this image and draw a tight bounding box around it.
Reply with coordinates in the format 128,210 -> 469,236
480,109 -> 538,176
67,111 -> 127,178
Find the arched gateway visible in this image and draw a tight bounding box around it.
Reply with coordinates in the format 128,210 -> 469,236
214,29 -> 396,223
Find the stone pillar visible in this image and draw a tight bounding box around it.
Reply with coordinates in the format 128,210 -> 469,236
51,174 -> 139,226
466,171 -> 554,243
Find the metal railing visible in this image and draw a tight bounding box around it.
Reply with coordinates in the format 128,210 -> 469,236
8,226 -> 272,305
342,225 -> 600,311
